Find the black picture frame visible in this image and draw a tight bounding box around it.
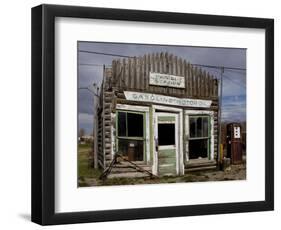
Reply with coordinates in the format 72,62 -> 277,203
31,4 -> 274,225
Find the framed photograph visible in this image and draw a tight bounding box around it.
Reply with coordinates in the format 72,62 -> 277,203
31,4 -> 274,225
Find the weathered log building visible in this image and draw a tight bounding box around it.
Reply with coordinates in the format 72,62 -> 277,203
95,52 -> 219,178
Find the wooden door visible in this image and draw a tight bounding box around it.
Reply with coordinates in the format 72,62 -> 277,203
156,113 -> 178,176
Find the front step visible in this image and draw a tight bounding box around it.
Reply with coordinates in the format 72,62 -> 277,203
107,161 -> 153,178
185,159 -> 217,172
108,172 -> 151,179
110,166 -> 152,173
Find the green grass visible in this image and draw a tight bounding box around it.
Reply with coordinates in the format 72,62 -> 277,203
78,143 -> 92,150
78,144 -> 101,186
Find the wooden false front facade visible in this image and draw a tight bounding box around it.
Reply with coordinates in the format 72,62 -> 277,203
96,53 -> 219,177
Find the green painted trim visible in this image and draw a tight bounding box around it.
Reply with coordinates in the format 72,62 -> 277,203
208,116 -> 211,160
159,166 -> 177,175
158,138 -> 177,175
158,164 -> 177,169
159,158 -> 177,165
158,149 -> 176,158
182,111 -> 186,162
189,137 -> 211,140
116,110 -> 145,115
143,111 -> 146,162
189,115 -> 210,118
116,112 -> 119,152
158,116 -> 175,122
149,107 -> 153,163
116,136 -> 144,140
125,111 -> 128,136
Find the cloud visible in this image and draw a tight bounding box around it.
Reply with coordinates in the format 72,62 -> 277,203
78,42 -> 247,131
222,95 -> 246,122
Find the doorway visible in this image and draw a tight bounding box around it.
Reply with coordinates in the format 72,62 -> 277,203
155,112 -> 178,176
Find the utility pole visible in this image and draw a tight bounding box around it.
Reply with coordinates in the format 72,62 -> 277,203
93,83 -> 99,169
218,67 -> 224,165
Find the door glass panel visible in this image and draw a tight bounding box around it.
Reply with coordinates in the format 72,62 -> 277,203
158,123 -> 175,145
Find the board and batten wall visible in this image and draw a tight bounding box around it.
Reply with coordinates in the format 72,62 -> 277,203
96,52 -> 219,169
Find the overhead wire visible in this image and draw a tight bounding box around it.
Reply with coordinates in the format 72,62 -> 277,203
78,50 -> 246,71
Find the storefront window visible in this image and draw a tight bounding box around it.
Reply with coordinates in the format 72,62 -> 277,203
116,111 -> 145,161
189,116 -> 210,159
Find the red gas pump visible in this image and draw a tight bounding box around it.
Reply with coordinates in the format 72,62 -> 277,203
226,123 -> 243,164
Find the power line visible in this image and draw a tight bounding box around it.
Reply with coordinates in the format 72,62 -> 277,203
79,63 -> 112,68
79,50 -> 132,58
225,68 -> 247,74
78,86 -> 99,97
78,50 -> 246,71
79,63 -> 104,67
78,63 -> 246,89
223,75 -> 246,89
192,63 -> 245,71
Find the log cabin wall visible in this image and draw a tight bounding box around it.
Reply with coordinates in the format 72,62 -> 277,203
97,52 -> 219,168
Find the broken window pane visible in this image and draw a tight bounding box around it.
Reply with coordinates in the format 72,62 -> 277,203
158,123 -> 175,145
117,112 -> 127,136
127,113 -> 143,137
196,117 -> 202,137
189,116 -> 209,138
203,117 -> 209,137
189,139 -> 208,159
190,117 -> 196,138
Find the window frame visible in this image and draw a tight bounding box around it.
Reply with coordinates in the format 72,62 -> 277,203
188,115 -> 211,159
116,110 -> 146,161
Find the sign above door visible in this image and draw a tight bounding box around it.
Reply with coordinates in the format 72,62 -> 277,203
149,72 -> 185,88
124,91 -> 212,108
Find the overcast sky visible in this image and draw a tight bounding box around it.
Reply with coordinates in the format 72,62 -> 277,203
78,42 -> 246,135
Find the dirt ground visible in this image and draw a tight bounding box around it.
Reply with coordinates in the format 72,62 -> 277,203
79,164 -> 246,187
78,144 -> 246,187
189,164 -> 246,182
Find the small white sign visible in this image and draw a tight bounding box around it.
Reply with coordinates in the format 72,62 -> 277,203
124,91 -> 212,108
149,72 -> 185,88
234,127 -> 241,138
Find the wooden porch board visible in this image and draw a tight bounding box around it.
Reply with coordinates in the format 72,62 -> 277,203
185,165 -> 217,172
107,172 -> 151,179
